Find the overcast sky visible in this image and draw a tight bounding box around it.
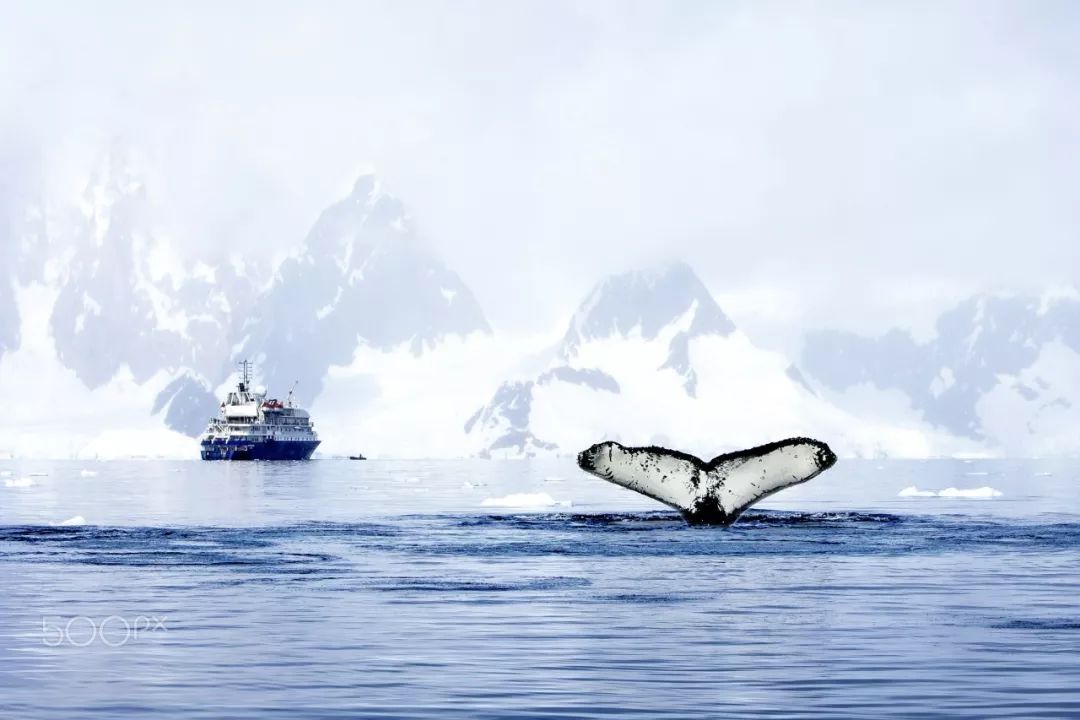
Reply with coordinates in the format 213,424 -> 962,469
2,0 -> 1078,351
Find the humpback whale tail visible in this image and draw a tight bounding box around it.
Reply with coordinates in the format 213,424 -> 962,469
577,437 -> 837,526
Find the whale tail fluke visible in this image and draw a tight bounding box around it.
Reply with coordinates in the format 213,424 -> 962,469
577,437 -> 837,527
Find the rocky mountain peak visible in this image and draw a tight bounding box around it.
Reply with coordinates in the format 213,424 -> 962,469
560,261 -> 734,355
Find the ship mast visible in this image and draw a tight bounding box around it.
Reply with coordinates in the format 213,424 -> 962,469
238,359 -> 252,393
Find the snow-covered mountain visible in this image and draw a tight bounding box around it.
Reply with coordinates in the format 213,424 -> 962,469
465,262 -> 960,459
3,142 -> 1079,459
801,292 -> 1080,456
233,174 -> 490,407
0,147 -> 492,457
49,148 -> 251,388
0,145 -> 261,455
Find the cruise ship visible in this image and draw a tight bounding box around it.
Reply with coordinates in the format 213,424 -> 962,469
200,361 -> 321,460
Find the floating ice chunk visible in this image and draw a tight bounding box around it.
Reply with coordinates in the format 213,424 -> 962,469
964,471 -> 990,477
481,492 -> 570,508
402,477 -> 422,484
898,486 -> 936,497
898,485 -> 1003,498
80,469 -> 98,477
1034,472 -> 1053,477
938,486 -> 1003,498
4,477 -> 35,488
544,476 -> 565,483
0,470 -> 11,477
52,515 -> 86,527
29,472 -> 48,477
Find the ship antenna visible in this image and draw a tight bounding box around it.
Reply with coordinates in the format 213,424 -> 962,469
287,380 -> 298,408
238,359 -> 252,392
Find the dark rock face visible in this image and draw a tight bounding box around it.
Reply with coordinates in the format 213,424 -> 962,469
487,429 -> 557,456
152,374 -> 220,437
465,381 -> 534,435
660,332 -> 697,397
466,367 -> 620,456
464,380 -> 556,457
561,261 -> 734,355
802,295 -> 1080,438
235,175 -> 490,406
537,366 -> 620,394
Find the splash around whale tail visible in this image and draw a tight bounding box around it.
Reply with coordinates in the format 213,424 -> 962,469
577,437 -> 837,526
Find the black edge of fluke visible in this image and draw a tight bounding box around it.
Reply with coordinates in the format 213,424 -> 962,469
576,437 -> 839,527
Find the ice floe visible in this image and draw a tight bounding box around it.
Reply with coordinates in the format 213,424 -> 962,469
4,477 -> 35,488
897,486 -> 937,497
938,486 -> 1003,498
898,485 -> 1002,498
480,492 -> 571,508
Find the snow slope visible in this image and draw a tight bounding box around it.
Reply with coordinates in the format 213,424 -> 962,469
0,284 -> 197,458
466,263 -> 971,459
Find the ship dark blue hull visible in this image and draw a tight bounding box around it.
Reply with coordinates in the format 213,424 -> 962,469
200,437 -> 320,461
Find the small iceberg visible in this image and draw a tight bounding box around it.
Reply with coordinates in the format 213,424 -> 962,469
481,492 -> 571,508
0,470 -> 11,477
898,485 -> 1003,498
4,477 -> 34,488
80,469 -> 98,478
938,486 -> 1003,498
52,515 -> 86,527
898,486 -> 936,497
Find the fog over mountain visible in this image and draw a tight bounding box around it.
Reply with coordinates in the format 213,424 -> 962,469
1,2 -> 1078,457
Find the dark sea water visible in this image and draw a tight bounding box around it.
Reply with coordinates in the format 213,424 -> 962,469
1,458 -> 1078,718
